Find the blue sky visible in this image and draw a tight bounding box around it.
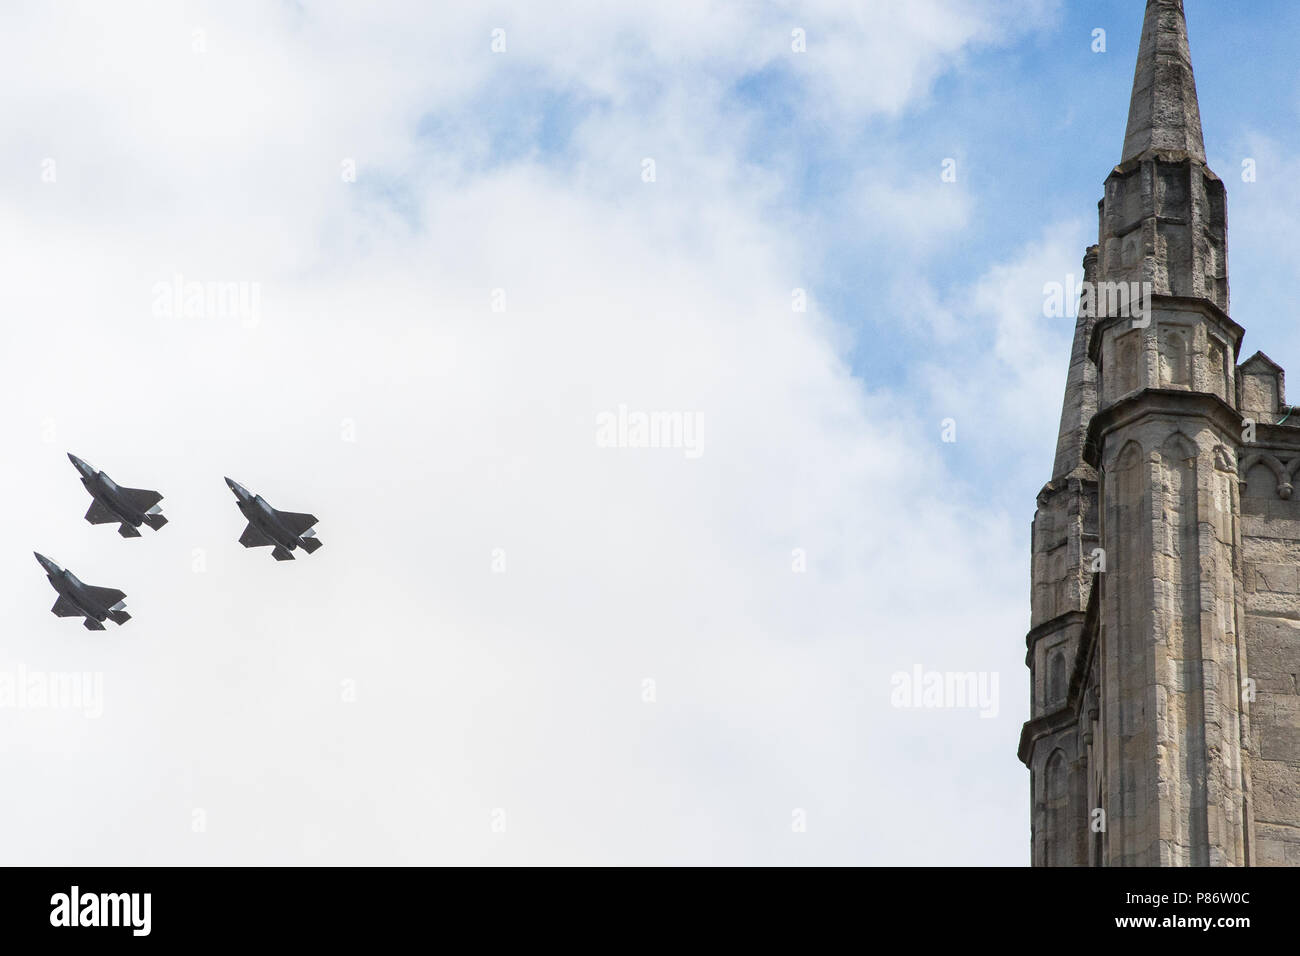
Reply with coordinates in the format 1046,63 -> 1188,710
2,0 -> 1298,865
764,0 -> 1300,514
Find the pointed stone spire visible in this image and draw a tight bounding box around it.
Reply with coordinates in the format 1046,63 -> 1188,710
1121,0 -> 1205,164
1052,247 -> 1101,479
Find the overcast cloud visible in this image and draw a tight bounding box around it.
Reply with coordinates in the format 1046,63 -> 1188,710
6,0 -> 1298,866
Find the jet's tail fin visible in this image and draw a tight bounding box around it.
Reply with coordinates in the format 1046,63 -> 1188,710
272,546 -> 295,561
298,536 -> 323,554
83,618 -> 106,631
117,523 -> 142,538
106,608 -> 131,626
141,512 -> 168,531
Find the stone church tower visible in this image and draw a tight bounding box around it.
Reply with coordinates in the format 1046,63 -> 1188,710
1019,0 -> 1300,866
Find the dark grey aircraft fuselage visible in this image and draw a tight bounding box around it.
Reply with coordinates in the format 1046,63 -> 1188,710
225,477 -> 320,560
35,555 -> 111,624
241,496 -> 301,552
83,472 -> 147,528
68,454 -> 164,537
49,570 -> 106,622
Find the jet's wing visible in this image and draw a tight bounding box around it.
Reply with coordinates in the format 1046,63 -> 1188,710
118,487 -> 163,512
274,510 -> 318,536
83,585 -> 126,609
85,499 -> 118,524
51,595 -> 82,617
239,523 -> 274,548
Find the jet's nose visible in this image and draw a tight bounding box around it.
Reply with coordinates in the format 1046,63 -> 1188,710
67,453 -> 93,477
33,552 -> 58,574
225,477 -> 248,498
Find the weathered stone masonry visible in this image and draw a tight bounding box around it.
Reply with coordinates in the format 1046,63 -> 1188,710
1018,0 -> 1300,867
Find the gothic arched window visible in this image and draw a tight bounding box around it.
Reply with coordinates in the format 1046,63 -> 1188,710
1048,650 -> 1067,705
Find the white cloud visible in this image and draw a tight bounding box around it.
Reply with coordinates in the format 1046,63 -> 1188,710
1212,132 -> 1300,379
911,222 -> 1090,478
0,0 -> 1054,864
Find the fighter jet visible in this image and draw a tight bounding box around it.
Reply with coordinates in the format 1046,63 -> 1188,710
68,453 -> 167,538
225,477 -> 322,561
34,552 -> 130,630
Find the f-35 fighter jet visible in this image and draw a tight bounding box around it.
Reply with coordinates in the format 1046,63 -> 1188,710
225,477 -> 322,561
34,552 -> 130,630
68,453 -> 167,538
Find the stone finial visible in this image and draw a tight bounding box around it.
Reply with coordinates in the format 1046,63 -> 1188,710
1121,0 -> 1206,164
1050,246 -> 1102,479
